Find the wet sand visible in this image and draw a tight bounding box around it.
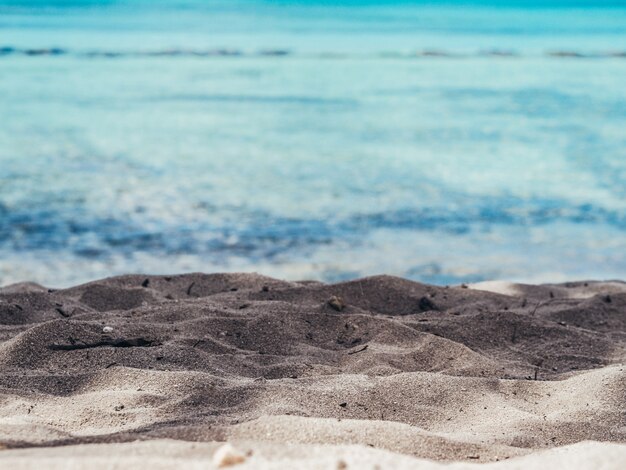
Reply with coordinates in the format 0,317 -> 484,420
1,273 -> 625,468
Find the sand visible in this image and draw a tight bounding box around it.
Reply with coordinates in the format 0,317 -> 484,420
0,273 -> 625,468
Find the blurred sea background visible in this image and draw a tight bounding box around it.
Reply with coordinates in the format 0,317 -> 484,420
1,0 -> 626,287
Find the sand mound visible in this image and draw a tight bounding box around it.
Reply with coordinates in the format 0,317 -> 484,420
0,273 -> 625,467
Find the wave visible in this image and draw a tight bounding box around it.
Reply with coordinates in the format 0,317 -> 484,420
2,197 -> 625,262
1,46 -> 626,59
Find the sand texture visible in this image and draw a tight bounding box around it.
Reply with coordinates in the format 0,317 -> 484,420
0,273 -> 625,468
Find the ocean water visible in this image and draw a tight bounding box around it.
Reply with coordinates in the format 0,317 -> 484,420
1,1 -> 626,287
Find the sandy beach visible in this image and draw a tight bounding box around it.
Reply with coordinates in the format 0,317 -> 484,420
3,1 -> 626,468
0,273 -> 625,468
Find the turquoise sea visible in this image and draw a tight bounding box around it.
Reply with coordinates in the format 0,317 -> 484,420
1,1 -> 626,286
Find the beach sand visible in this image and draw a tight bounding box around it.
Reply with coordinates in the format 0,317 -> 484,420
0,273 -> 625,468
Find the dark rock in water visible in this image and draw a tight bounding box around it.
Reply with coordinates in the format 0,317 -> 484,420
196,49 -> 243,57
546,51 -> 587,58
417,49 -> 457,58
0,46 -> 15,55
258,49 -> 290,56
83,51 -> 124,58
479,49 -> 518,57
23,48 -> 66,56
145,49 -> 185,56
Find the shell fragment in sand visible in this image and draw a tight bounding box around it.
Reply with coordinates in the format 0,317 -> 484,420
212,443 -> 247,467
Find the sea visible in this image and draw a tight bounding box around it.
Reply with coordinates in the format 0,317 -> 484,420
1,0 -> 626,287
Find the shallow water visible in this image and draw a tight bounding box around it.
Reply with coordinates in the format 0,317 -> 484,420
1,1 -> 626,286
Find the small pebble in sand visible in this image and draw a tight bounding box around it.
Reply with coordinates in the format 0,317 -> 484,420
212,443 -> 247,467
328,296 -> 346,311
102,326 -> 114,334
